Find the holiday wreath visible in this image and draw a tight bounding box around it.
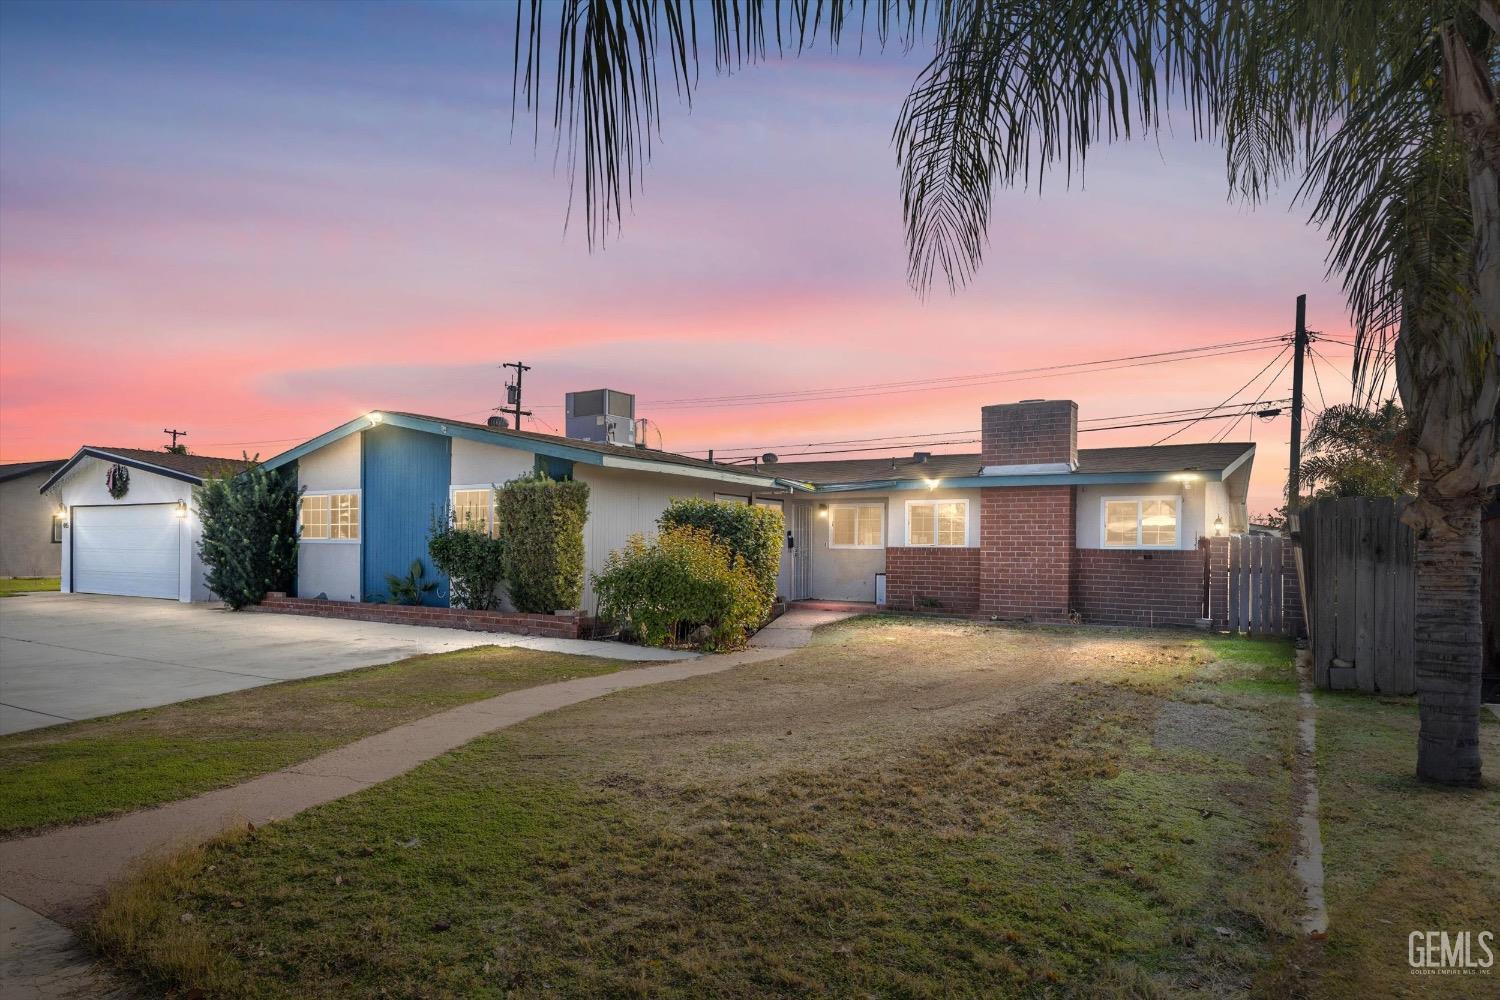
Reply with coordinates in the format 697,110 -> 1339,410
106,463 -> 131,499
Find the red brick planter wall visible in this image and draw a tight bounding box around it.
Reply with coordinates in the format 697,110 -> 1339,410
883,547 -> 981,614
1071,548 -> 1205,628
979,485 -> 1076,623
250,594 -> 583,639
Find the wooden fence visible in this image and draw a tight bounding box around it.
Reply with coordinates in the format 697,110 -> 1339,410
1298,497 -> 1415,694
1218,535 -> 1293,636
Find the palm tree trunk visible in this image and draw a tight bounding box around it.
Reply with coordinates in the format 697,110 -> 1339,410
1414,497 -> 1486,786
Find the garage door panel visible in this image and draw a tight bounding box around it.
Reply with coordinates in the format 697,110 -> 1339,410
73,505 -> 180,599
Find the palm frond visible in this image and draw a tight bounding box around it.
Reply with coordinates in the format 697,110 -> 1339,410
894,0 -> 1224,292
513,1 -> 928,248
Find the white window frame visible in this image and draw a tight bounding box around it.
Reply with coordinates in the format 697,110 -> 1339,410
714,493 -> 750,505
449,484 -> 498,537
1099,495 -> 1182,550
828,503 -> 884,549
904,498 -> 969,547
299,489 -> 362,544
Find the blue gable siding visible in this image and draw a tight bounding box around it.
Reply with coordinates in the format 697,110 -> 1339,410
362,424 -> 450,605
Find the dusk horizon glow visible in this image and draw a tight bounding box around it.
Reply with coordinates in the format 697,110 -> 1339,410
0,0 -> 1363,516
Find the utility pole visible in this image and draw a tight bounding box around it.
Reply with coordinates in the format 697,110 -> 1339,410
499,361 -> 532,430
163,428 -> 187,451
1286,294 -> 1308,515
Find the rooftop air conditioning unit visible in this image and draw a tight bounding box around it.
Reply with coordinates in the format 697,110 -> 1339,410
565,389 -> 636,446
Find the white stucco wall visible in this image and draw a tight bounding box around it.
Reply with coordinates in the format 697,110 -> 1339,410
573,464 -> 724,611
450,437 -> 536,488
1074,480 -> 1208,550
47,455 -> 206,602
296,433 -> 362,601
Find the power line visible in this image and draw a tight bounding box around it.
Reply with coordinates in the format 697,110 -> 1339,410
1213,351 -> 1295,443
1155,344 -> 1291,445
706,400 -> 1288,461
642,340 -> 1286,410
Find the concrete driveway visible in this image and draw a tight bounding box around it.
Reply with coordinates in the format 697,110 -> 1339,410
0,594 -> 691,735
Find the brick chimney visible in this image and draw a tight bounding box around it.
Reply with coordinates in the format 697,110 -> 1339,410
981,399 -> 1078,472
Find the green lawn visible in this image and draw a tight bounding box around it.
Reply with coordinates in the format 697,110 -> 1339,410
0,576 -> 60,597
0,646 -> 634,836
90,620 -> 1310,998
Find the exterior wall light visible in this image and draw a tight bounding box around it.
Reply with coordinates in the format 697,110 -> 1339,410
1213,514 -> 1225,537
175,501 -> 189,519
924,477 -> 940,490
817,503 -> 828,518
368,411 -> 383,424
54,504 -> 68,527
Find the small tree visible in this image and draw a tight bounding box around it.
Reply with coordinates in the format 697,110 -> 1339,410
428,508 -> 506,611
1300,401 -> 1414,501
495,472 -> 589,612
195,461 -> 298,610
592,526 -> 762,651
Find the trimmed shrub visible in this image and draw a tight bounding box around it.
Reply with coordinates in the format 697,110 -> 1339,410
592,526 -> 761,651
496,473 -> 589,612
659,496 -> 783,612
427,509 -> 506,611
195,461 -> 298,610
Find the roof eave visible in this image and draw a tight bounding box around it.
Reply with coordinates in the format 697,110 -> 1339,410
39,447 -> 209,494
802,469 -> 1227,493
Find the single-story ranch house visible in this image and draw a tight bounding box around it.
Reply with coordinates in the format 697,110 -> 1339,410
40,448 -> 249,601
39,397 -> 1253,629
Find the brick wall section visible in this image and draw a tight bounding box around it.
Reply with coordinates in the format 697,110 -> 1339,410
883,547 -> 981,614
250,594 -> 583,639
979,486 -> 1075,623
1072,548 -> 1205,627
981,400 -> 1078,467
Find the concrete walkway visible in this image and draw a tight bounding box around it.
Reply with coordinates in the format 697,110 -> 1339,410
0,608 -> 852,997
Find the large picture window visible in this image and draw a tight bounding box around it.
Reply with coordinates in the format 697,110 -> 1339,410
828,504 -> 883,548
1102,496 -> 1179,548
451,486 -> 496,536
300,492 -> 360,541
906,499 -> 968,546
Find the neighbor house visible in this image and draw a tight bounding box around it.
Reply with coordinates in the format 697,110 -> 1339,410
0,459 -> 66,578
39,447 -> 249,601
256,401 -> 785,609
753,399 -> 1253,628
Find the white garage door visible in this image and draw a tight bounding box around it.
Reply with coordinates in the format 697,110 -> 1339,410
72,504 -> 181,599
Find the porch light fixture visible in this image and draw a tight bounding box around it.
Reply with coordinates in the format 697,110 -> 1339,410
1213,514 -> 1225,537
817,503 -> 828,518
53,504 -> 68,527
368,411 -> 384,424
924,477 -> 940,490
174,501 -> 189,519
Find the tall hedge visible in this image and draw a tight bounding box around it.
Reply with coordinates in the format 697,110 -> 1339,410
195,461 -> 299,610
659,497 -> 784,604
495,472 -> 589,612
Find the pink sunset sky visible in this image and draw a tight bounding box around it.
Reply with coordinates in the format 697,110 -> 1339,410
0,2 -> 1363,515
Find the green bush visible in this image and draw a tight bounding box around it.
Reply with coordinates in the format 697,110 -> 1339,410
659,497 -> 783,613
427,509 -> 506,611
496,472 -> 589,612
592,526 -> 762,651
195,461 -> 298,610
